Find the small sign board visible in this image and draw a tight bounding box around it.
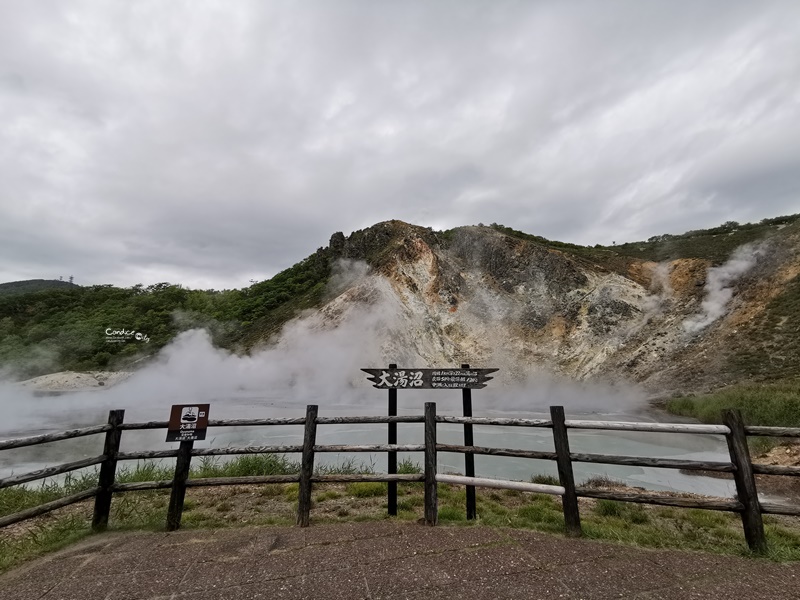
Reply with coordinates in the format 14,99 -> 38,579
361,368 -> 498,389
166,404 -> 210,442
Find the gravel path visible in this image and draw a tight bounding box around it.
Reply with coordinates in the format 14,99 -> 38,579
2,522 -> 799,599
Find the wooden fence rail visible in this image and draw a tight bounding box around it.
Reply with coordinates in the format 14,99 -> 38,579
1,404 -> 799,553
0,425 -> 112,451
0,456 -> 107,489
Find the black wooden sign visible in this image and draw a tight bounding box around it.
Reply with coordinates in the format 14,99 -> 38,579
361,368 -> 498,389
166,404 -> 210,442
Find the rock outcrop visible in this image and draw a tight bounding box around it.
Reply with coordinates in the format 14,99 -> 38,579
302,220 -> 800,395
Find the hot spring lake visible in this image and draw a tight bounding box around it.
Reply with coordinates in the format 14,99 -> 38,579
1,387 -> 751,500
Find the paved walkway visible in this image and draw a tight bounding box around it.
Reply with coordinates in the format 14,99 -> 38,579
2,522 -> 799,599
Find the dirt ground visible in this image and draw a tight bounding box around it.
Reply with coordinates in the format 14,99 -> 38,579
753,443 -> 800,503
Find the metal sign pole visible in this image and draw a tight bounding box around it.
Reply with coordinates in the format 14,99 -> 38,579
462,363 -> 476,520
388,363 -> 398,516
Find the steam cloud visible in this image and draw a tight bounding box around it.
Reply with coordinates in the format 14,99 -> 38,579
682,243 -> 765,333
0,257 -> 657,485
0,259 -> 646,440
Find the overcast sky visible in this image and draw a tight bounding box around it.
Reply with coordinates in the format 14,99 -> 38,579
1,1 -> 799,290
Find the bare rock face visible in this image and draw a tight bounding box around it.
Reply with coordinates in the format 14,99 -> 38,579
312,220 -> 800,394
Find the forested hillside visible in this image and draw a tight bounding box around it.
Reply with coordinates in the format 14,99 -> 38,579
0,279 -> 79,297
0,250 -> 330,379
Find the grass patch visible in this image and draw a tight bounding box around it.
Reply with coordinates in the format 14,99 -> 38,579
595,499 -> 625,518
594,500 -> 649,524
283,484 -> 299,502
194,454 -> 300,478
438,506 -> 466,522
315,490 -> 341,503
117,462 -> 173,483
667,381 -> 800,453
666,381 -> 800,427
315,457 -> 375,475
0,470 -> 98,518
0,454 -> 302,519
345,482 -> 386,498
397,496 -> 424,511
517,503 -> 563,526
0,515 -> 93,573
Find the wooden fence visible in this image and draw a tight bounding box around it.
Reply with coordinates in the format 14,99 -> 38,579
1,403 -> 799,553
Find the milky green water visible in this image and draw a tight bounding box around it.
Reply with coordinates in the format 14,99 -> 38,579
1,392 -> 738,498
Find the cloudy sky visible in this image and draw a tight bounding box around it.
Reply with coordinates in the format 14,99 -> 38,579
1,1 -> 799,290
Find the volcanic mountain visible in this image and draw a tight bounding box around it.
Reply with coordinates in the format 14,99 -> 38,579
3,217 -> 798,397
247,218 -> 800,396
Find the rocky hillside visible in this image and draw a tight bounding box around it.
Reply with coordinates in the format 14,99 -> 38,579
276,218 -> 800,396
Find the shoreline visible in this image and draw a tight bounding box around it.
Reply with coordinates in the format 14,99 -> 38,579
14,370 -> 134,394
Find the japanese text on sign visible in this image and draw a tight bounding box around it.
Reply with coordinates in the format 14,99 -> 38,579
361,368 -> 498,390
377,370 -> 424,388
166,404 -> 210,442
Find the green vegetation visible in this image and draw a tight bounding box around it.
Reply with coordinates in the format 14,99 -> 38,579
397,458 -> 423,474
602,214 -> 799,264
1,455 -> 298,519
594,499 -> 649,524
488,214 -> 799,266
0,250 -> 332,378
0,279 -> 79,297
435,485 -> 800,560
488,223 -> 610,256
315,490 -> 342,502
344,482 -> 386,498
0,470 -> 99,517
0,515 -> 93,573
667,381 -> 800,453
235,249 -> 331,347
193,454 -> 300,478
667,381 -> 800,427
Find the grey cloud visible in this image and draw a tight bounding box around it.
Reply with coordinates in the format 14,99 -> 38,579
1,1 -> 799,288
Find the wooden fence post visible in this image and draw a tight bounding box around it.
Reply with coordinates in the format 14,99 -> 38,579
388,363 -> 398,516
462,364 -> 476,520
723,409 -> 766,553
550,406 -> 582,537
92,409 -> 125,531
297,404 -> 319,527
424,402 -> 438,526
166,440 -> 194,531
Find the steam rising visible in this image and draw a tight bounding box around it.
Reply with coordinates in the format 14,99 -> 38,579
682,244 -> 765,333
0,259 -> 647,442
